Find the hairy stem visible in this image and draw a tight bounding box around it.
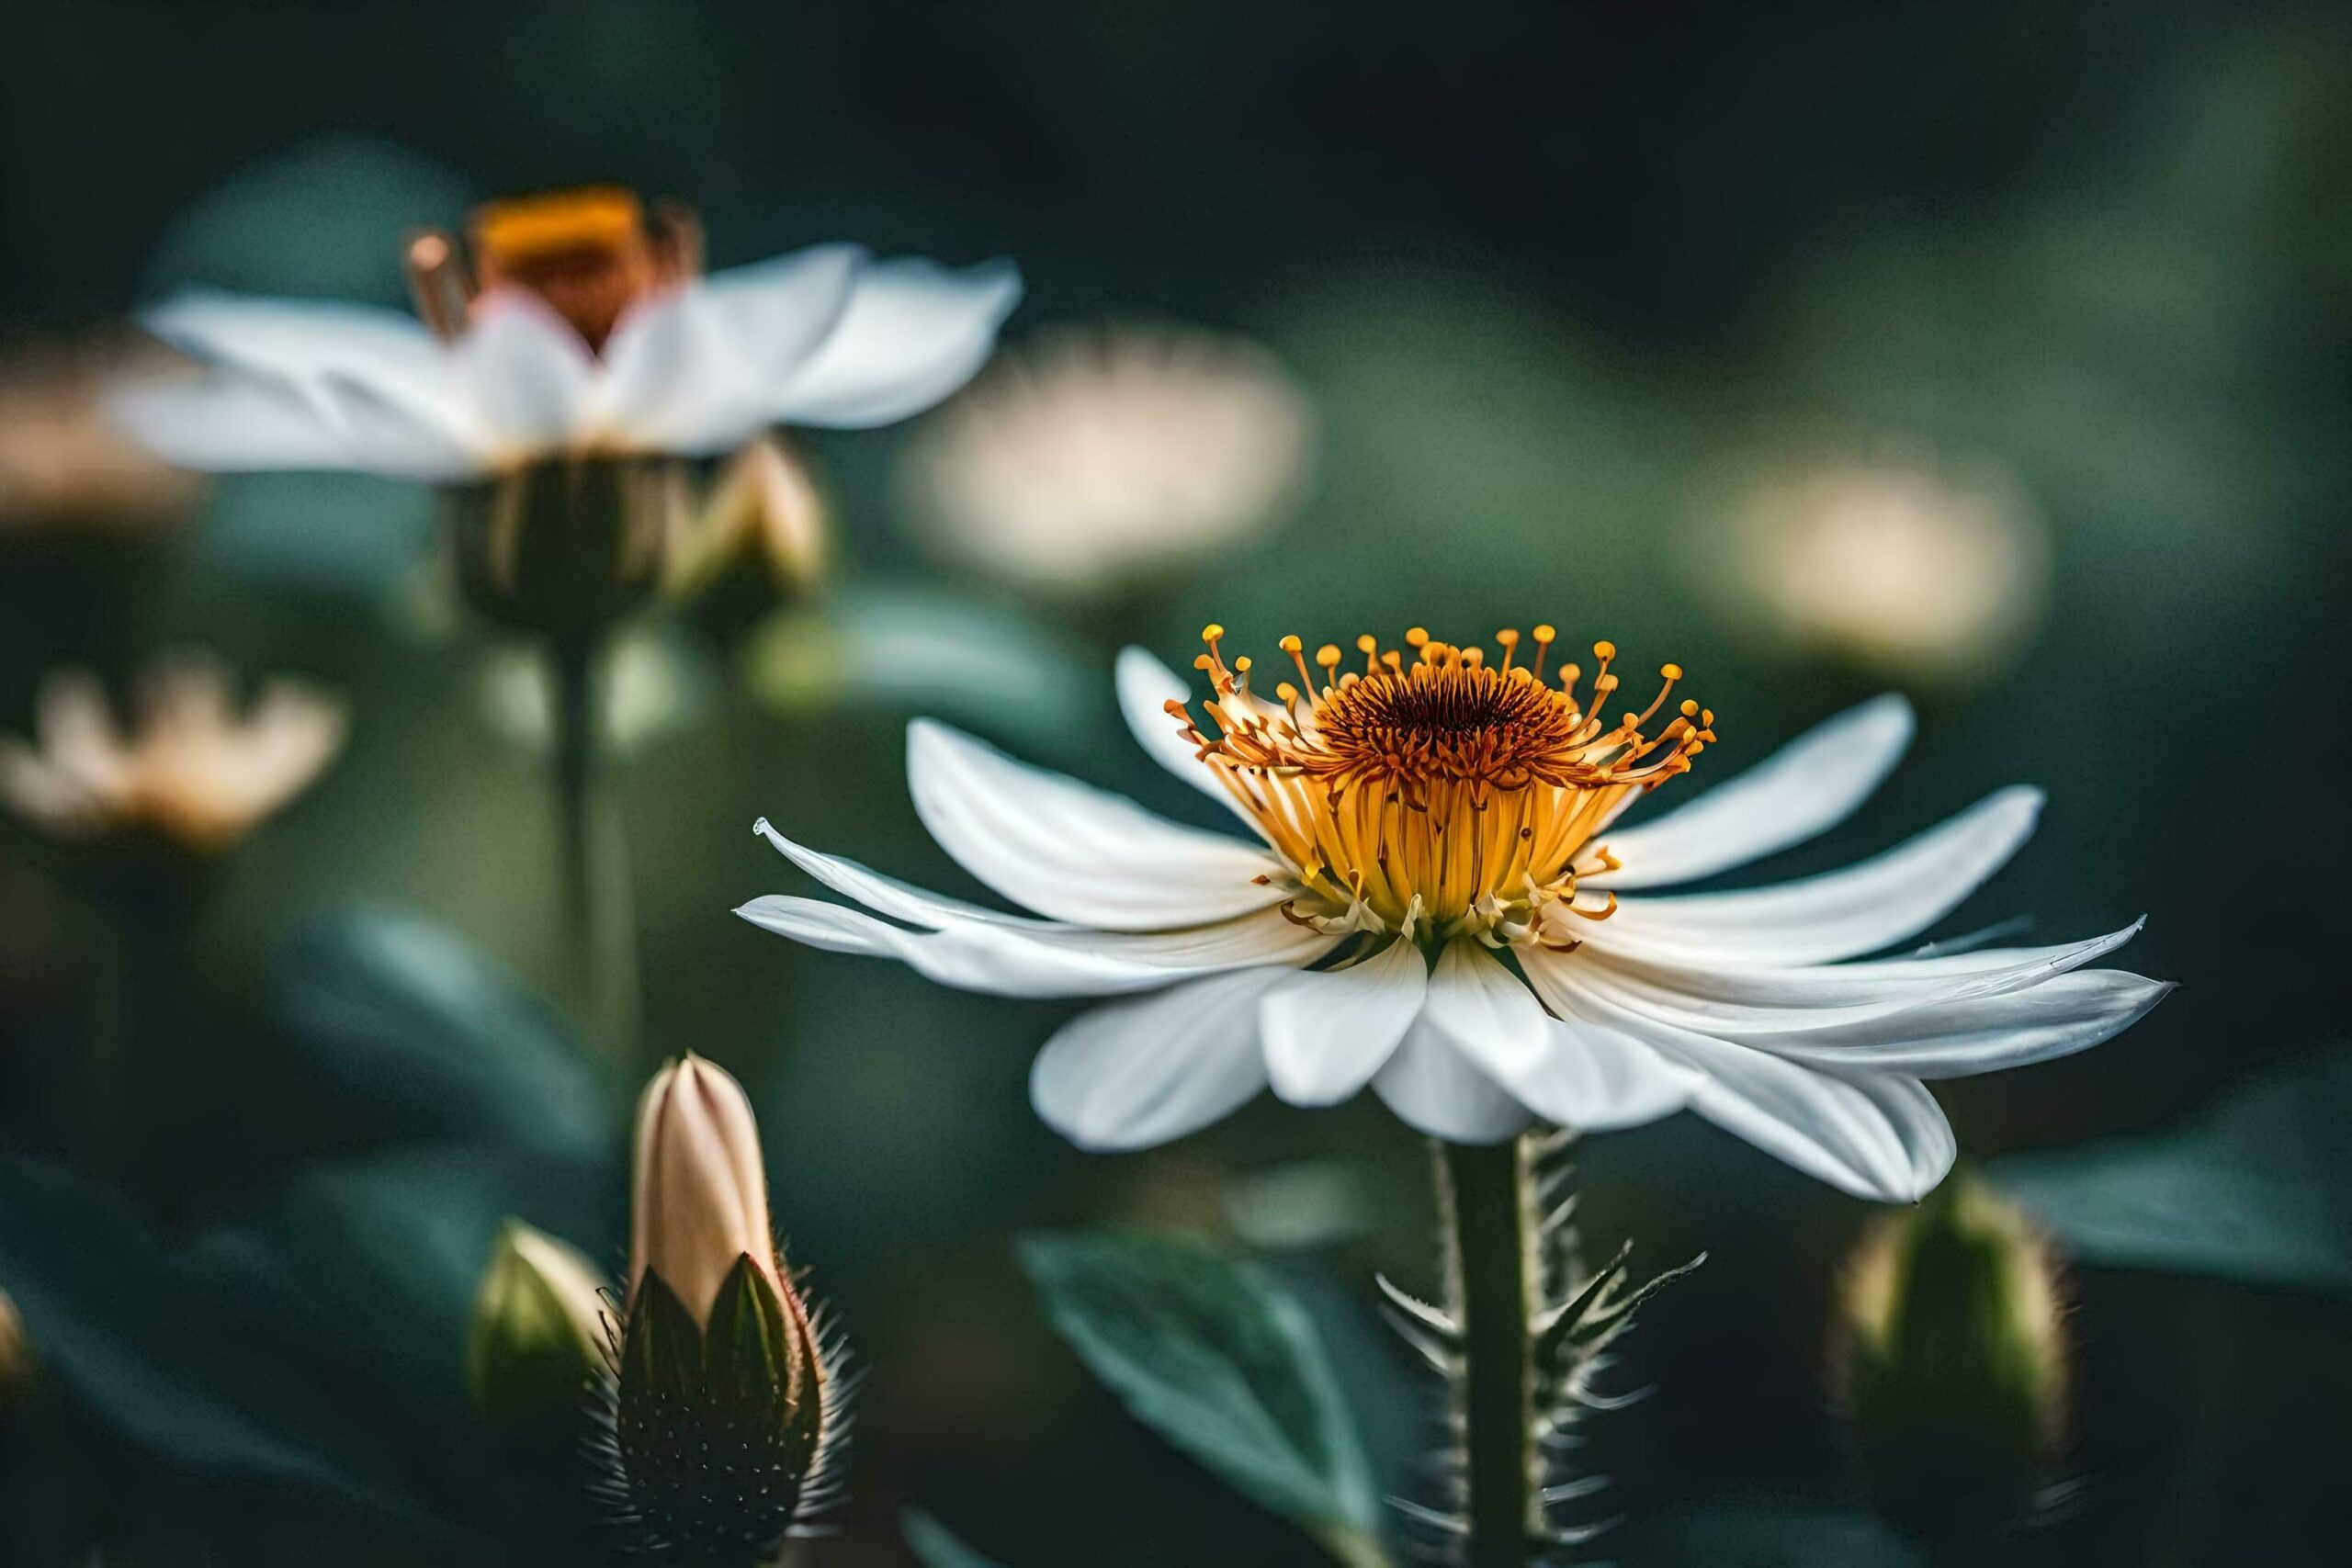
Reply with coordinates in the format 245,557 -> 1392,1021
548,637 -> 643,1078
1438,1136 -> 1544,1568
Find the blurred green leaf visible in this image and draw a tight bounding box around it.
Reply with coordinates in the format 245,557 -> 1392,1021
1620,1501 -> 1927,1567
0,1156 -> 469,1553
273,908 -> 615,1156
904,1508 -> 1005,1568
1990,1046 -> 2352,1299
1019,1230 -> 1385,1566
744,581 -> 1102,756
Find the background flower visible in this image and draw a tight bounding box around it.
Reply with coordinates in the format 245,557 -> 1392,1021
1693,445 -> 2050,686
895,325 -> 1315,595
0,653 -> 343,852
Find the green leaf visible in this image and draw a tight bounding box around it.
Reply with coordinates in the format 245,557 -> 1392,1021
903,1508 -> 1005,1568
1619,1501 -> 1928,1568
0,1156 -> 465,1551
1019,1230 -> 1385,1563
744,581 -> 1103,757
903,1504 -> 1006,1568
1989,1046 -> 2352,1299
273,907 -> 613,1156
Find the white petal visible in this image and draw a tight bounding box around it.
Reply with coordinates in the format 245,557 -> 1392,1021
1372,1017 -> 1532,1145
1545,979 -> 1953,1201
1420,940 -> 1702,1133
598,245 -> 865,450
1114,646 -> 1251,817
736,895 -> 1223,998
774,257 -> 1022,428
1578,920 -> 2147,1032
1259,940 -> 1426,1106
1583,920 -> 2144,1011
1593,695 -> 1913,890
1418,942 -> 1558,1102
1739,970 -> 2174,1079
1031,969 -> 1283,1150
108,374 -> 483,479
457,292 -> 596,450
142,291 -> 454,409
906,718 -> 1287,931
1589,786 -> 2043,966
1522,1014 -> 1702,1131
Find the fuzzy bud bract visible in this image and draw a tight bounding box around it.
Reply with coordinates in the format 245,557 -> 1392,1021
467,1220 -> 609,1434
1835,1169 -> 2069,1543
610,1055 -> 837,1563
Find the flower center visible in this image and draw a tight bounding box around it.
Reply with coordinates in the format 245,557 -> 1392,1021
1169,625 -> 1714,944
407,186 -> 700,351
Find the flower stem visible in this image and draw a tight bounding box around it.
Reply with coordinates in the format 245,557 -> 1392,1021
1437,1135 -> 1544,1568
548,637 -> 643,1079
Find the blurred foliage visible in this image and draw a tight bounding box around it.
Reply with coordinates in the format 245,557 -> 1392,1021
1,0 -> 2348,1563
1993,1047 -> 2352,1300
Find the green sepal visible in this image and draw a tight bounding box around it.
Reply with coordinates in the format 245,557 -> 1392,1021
614,1258 -> 826,1563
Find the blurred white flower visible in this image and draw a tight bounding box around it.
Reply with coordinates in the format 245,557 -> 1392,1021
113,186 -> 1022,480
0,342 -> 200,532
1702,449 -> 2049,684
741,625 -> 2165,1201
897,325 -> 1315,594
0,654 -> 345,852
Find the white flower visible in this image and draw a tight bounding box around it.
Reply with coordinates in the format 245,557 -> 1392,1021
895,325 -> 1314,594
111,186 -> 1021,480
738,626 -> 2166,1201
1700,449 -> 2050,684
0,338 -> 200,532
0,653 -> 345,852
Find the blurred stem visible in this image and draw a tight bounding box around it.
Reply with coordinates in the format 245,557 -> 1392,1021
1437,1136 -> 1543,1568
548,636 -> 644,1082
79,863 -> 199,1198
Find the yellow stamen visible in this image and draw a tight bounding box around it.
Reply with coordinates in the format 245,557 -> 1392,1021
1168,625 -> 1714,943
406,186 -> 701,352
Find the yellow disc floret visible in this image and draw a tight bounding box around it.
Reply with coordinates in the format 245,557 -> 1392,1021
1168,626 -> 1714,944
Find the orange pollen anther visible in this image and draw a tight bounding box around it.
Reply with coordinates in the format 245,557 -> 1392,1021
407,186 -> 703,352
1168,625 -> 1716,942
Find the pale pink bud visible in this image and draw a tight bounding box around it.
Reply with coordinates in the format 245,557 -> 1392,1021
628,1054 -> 778,1327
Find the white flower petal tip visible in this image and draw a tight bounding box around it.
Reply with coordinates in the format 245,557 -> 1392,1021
775,257 -> 1023,429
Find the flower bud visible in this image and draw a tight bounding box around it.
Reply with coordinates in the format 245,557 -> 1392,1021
466,1220 -> 609,1433
613,1055 -> 836,1562
1834,1169 -> 2069,1543
662,434 -> 832,602
446,454 -> 685,646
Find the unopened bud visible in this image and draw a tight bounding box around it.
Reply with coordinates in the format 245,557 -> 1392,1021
1834,1169 -> 2069,1542
612,1055 -> 837,1562
467,1220 -> 609,1433
663,434 -> 831,602
447,454 -> 686,645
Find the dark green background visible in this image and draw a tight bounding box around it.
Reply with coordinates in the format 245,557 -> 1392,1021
2,3 -> 2347,1564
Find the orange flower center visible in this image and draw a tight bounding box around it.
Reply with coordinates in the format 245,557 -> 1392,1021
408,186 -> 700,351
1169,625 -> 1714,943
